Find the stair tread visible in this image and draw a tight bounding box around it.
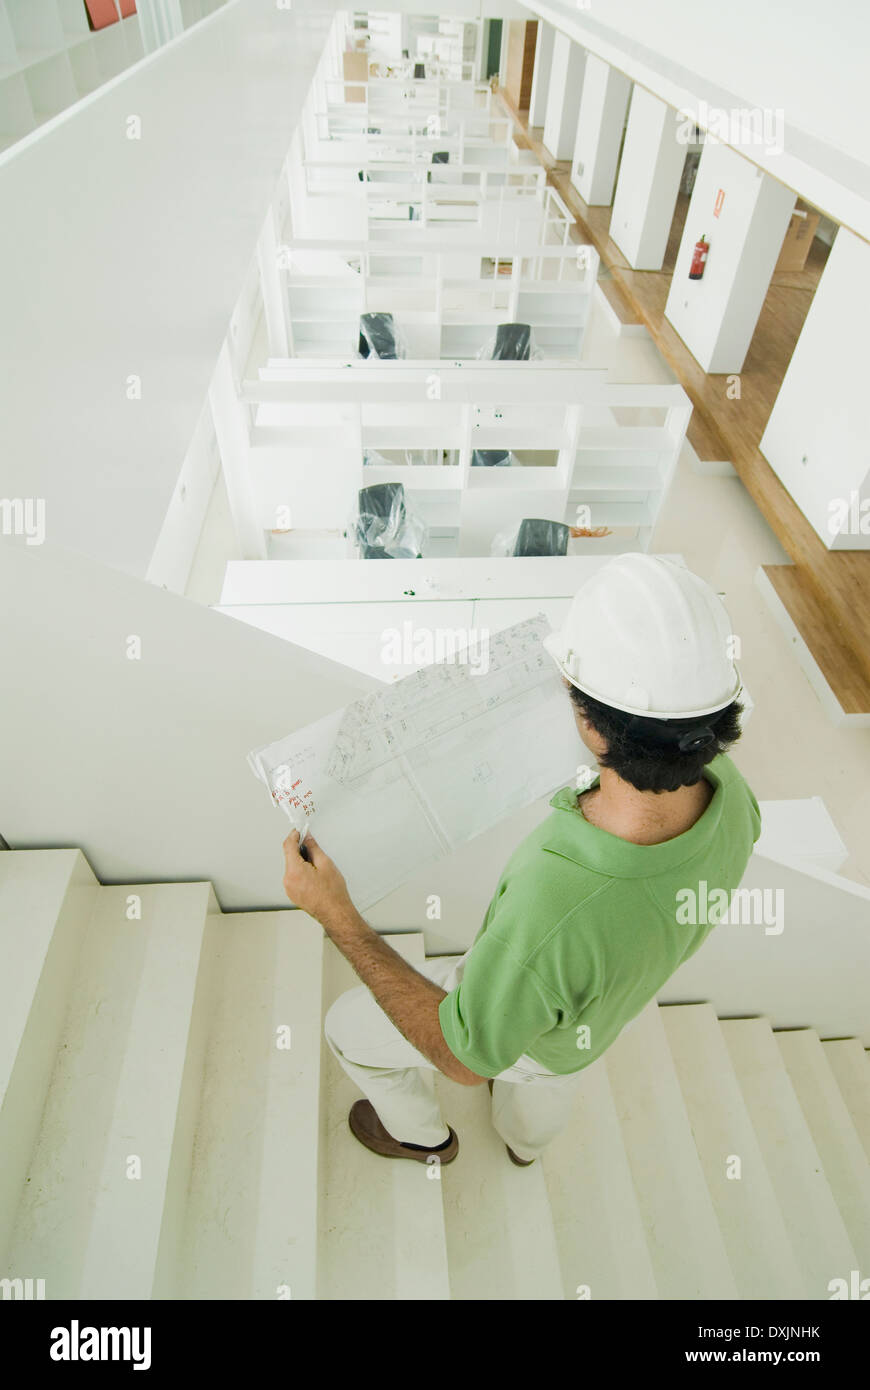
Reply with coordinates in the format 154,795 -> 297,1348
434,1072 -> 565,1301
177,910 -> 325,1300
318,933 -> 451,1300
541,1052 -> 659,1300
0,850 -> 91,1101
6,848 -> 865,1303
0,850 -> 99,1265
776,1029 -> 870,1269
604,1002 -> 738,1298
721,1017 -> 858,1296
823,1039 -> 870,1165
662,1004 -> 806,1298
5,882 -> 212,1299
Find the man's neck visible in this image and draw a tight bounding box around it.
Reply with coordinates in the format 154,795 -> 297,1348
580,768 -> 714,845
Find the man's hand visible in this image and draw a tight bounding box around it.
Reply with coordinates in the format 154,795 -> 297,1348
282,830 -> 355,927
280,831 -> 488,1086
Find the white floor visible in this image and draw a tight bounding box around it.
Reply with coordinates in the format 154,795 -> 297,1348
185,295 -> 870,889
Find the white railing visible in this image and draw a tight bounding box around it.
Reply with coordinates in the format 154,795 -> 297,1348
303,158 -> 545,198
541,184 -> 576,247
312,109 -> 515,155
280,236 -> 597,298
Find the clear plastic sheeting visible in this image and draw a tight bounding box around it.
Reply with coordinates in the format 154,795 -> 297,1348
427,150 -> 451,184
354,482 -> 427,559
358,312 -> 407,360
364,448 -> 450,468
491,518 -> 571,557
471,448 -> 513,468
475,322 -> 543,362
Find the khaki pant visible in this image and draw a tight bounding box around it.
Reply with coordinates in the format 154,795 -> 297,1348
324,950 -> 588,1162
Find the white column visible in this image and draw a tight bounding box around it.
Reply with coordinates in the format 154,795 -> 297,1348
542,35 -> 585,162
571,54 -> 632,205
498,18 -> 509,86
610,88 -> 687,269
136,0 -> 184,54
528,21 -> 555,128
760,229 -> 870,551
664,138 -> 795,373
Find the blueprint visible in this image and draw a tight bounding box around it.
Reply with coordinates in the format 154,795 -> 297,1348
249,615 -> 587,911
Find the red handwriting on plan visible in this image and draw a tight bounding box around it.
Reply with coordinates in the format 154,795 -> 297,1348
274,778 -> 316,816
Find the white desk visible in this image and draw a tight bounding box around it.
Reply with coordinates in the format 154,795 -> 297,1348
216,554 -> 690,683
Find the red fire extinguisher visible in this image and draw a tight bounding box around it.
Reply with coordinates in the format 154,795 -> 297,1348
689,235 -> 709,280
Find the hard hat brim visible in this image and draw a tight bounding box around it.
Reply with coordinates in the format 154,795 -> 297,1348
543,631 -> 743,720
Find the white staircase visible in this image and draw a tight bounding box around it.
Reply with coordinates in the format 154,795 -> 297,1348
2,848 -> 869,1301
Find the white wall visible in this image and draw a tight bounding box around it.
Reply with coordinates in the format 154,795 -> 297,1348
146,397 -> 221,594
760,228 -> 870,551
664,138 -> 795,373
570,54 -> 631,206
0,539 -> 375,912
0,0 -> 333,583
526,0 -> 870,241
527,19 -> 555,127
610,86 -> 686,269
542,32 -> 584,161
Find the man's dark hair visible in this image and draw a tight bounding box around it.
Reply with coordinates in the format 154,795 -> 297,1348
568,685 -> 744,793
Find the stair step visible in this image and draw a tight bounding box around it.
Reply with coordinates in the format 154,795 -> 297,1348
176,910 -> 325,1300
0,849 -> 98,1267
434,1072 -> 564,1301
662,1004 -> 806,1298
4,882 -> 213,1298
604,1002 -> 738,1298
823,1039 -> 870,1164
721,1017 -> 858,1298
776,1029 -> 870,1270
318,933 -> 451,1300
541,1053 -> 658,1300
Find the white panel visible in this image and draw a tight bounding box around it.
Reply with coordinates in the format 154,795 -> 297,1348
610,86 -> 687,269
664,139 -> 794,373
760,229 -> 870,551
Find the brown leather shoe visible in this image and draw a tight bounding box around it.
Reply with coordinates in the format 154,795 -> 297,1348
348,1100 -> 459,1164
487,1079 -> 535,1165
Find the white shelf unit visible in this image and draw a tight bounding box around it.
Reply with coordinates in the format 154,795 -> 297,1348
569,391 -> 692,542
0,1 -> 231,149
308,111 -> 518,165
298,154 -> 547,242
344,18 -> 478,84
0,2 -> 148,149
277,239 -> 597,362
216,363 -> 692,559
319,75 -> 492,137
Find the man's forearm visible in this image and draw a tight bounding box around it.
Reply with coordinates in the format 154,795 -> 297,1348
319,904 -> 485,1086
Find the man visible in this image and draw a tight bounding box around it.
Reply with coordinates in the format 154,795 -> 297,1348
281,554 -> 760,1166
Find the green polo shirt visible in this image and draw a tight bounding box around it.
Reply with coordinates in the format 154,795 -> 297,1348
438,753 -> 761,1078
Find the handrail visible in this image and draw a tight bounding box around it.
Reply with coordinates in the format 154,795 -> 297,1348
278,236 -> 598,291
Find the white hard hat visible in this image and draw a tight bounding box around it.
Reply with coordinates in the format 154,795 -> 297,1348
543,554 -> 742,719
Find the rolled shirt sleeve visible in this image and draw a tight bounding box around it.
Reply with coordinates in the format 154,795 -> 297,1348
437,929 -> 563,1078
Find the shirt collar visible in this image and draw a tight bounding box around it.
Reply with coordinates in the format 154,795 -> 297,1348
545,763 -> 725,878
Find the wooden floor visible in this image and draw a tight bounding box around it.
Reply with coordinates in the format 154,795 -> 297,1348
497,91 -> 870,717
